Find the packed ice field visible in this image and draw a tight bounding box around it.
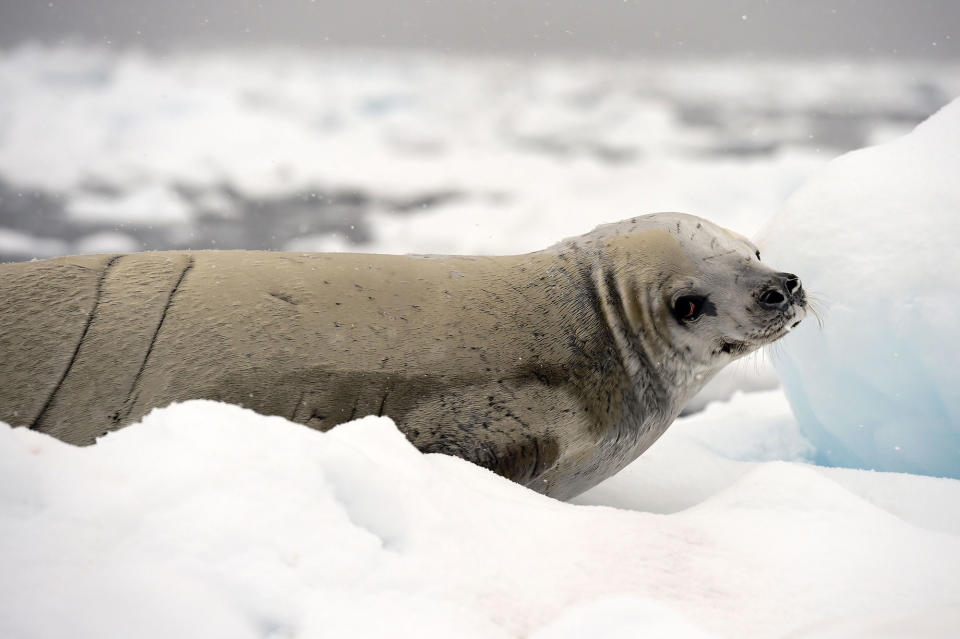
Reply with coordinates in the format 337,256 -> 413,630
2,45 -> 960,637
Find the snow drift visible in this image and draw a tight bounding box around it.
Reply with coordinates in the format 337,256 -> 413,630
2,396 -> 960,638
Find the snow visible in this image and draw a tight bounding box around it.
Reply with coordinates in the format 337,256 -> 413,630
3,394 -> 960,639
3,43 -> 960,636
531,597 -> 715,639
2,45 -> 959,260
760,98 -> 960,478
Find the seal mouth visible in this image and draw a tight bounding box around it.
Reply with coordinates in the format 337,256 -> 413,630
718,302 -> 807,358
758,305 -> 807,342
718,338 -> 750,356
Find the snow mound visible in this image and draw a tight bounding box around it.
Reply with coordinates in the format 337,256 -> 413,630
760,97 -> 960,478
3,397 -> 960,638
530,596 -> 715,639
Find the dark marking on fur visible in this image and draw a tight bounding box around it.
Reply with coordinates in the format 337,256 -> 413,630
347,393 -> 359,421
600,265 -> 669,404
377,389 -> 389,417
269,291 -> 297,305
289,389 -> 306,421
701,249 -> 735,262
31,255 -> 122,430
504,409 -> 532,431
122,255 -> 195,420
532,439 -> 542,478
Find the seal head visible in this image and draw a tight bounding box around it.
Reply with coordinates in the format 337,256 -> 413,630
558,212 -> 807,377
533,212 -> 808,496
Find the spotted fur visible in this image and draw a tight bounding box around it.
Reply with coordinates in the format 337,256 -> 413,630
0,213 -> 805,499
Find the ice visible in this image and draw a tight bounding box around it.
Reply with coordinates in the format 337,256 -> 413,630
760,97 -> 960,478
2,395 -> 960,638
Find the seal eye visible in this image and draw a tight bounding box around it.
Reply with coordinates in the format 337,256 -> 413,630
673,295 -> 706,322
755,250 -> 761,261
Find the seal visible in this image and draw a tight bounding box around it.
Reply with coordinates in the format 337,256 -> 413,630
0,213 -> 806,499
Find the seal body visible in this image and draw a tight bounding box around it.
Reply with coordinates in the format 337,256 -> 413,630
0,214 -> 806,499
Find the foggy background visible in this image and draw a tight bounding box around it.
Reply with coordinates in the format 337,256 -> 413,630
2,0 -> 958,58
0,0 -> 958,264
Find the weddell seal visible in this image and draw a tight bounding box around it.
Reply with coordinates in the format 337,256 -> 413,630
0,213 -> 806,499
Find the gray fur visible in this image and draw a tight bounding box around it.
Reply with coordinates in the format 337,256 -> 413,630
0,213 -> 805,499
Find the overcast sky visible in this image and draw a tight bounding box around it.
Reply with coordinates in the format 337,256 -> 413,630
0,0 -> 957,59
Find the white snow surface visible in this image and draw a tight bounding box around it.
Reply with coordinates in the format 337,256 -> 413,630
3,393 -> 960,639
760,97 -> 960,478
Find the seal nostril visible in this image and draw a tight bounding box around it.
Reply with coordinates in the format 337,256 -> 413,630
784,275 -> 802,295
759,289 -> 786,307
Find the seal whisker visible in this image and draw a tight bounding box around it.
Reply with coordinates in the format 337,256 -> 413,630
804,293 -> 827,329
